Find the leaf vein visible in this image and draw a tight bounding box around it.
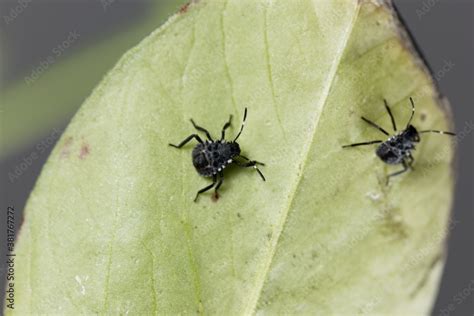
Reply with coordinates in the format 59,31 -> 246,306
244,4 -> 361,314
221,0 -> 238,114
102,198 -> 119,312
142,242 -> 159,314
177,42 -> 204,313
263,3 -> 287,141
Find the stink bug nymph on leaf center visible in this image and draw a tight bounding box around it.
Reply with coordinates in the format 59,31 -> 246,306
342,98 -> 455,183
169,108 -> 266,201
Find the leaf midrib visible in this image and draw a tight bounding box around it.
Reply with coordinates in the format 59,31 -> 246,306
243,4 -> 361,314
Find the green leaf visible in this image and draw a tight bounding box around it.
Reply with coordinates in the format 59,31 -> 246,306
10,0 -> 455,314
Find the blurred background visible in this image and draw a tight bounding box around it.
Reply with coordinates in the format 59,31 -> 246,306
0,0 -> 472,314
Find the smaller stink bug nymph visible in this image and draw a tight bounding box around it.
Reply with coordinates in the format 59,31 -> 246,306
169,108 -> 266,201
342,98 -> 455,183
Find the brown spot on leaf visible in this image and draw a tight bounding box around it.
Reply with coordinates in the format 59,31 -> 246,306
211,192 -> 219,202
179,2 -> 190,14
64,137 -> 73,146
79,143 -> 90,160
420,112 -> 427,122
178,0 -> 199,14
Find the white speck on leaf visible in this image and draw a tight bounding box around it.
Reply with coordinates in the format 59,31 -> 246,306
366,191 -> 381,201
75,275 -> 86,295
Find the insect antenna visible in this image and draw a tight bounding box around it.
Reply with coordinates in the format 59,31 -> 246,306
384,99 -> 397,131
342,140 -> 383,148
361,117 -> 389,135
405,97 -> 415,128
233,107 -> 248,141
419,130 -> 456,136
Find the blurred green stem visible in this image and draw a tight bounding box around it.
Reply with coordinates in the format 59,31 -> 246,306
0,0 -> 184,158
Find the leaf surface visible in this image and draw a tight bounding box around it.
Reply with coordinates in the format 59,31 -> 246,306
10,0 -> 455,314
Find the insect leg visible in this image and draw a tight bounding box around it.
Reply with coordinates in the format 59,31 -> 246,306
194,175 -> 217,202
190,119 -> 214,140
214,172 -> 224,199
238,155 -> 265,166
384,99 -> 397,131
169,134 -> 203,148
234,158 -> 266,181
361,117 -> 390,135
221,115 -> 233,140
407,153 -> 415,169
386,161 -> 409,185
342,140 -> 383,148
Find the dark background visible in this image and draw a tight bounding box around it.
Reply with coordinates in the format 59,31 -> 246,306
0,0 -> 472,314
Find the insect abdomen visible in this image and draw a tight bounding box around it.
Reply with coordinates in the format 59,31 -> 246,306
376,142 -> 403,165
192,145 -> 214,177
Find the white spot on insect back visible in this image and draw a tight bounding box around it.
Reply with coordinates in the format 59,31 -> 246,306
227,159 -> 232,163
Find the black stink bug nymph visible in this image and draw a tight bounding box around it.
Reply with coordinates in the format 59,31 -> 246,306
342,97 -> 455,183
169,108 -> 266,201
